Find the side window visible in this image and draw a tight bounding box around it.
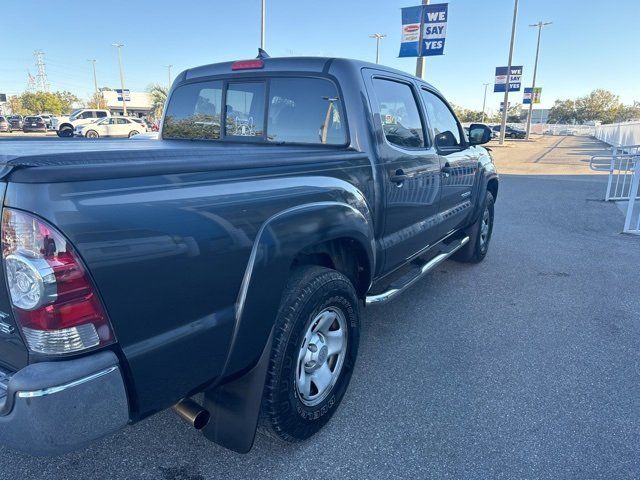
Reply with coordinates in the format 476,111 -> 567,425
225,82 -> 265,137
371,78 -> 424,148
420,89 -> 462,149
163,81 -> 223,139
267,77 -> 346,145
96,111 -> 107,118
116,118 -> 129,125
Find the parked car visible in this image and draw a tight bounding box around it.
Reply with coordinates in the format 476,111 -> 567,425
39,114 -> 54,130
558,128 -> 578,136
52,109 -> 110,137
21,115 -> 47,133
0,116 -> 12,133
7,115 -> 23,130
492,124 -> 526,139
75,116 -> 147,138
0,56 -> 498,456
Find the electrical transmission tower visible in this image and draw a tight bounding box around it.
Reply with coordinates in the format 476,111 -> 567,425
26,71 -> 36,91
33,50 -> 50,92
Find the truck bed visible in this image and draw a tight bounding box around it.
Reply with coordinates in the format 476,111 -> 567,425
0,139 -> 365,183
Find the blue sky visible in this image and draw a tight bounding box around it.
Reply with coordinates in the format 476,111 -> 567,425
2,0 -> 638,113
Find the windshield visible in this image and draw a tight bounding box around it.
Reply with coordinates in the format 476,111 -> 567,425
68,109 -> 83,120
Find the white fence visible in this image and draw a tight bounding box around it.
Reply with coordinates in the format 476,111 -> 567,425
623,165 -> 640,235
507,123 -> 595,136
594,121 -> 640,146
590,145 -> 640,235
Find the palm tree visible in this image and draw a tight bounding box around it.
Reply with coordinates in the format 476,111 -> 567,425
147,84 -> 168,121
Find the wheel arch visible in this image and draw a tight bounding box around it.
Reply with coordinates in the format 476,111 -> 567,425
487,177 -> 498,201
220,201 -> 374,381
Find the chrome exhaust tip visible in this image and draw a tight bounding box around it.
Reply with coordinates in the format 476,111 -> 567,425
173,398 -> 210,430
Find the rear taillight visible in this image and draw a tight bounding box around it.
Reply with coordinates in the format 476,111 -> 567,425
2,208 -> 114,355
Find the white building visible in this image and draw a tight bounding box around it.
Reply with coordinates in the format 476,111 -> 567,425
102,90 -> 152,117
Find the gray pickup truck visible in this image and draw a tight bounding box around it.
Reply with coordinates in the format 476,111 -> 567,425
0,55 -> 497,455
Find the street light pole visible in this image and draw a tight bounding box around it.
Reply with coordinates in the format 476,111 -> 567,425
260,0 -> 266,50
369,33 -> 386,64
498,0 -> 519,145
415,0 -> 430,79
112,43 -> 127,116
525,21 -> 552,140
481,83 -> 489,123
88,59 -> 98,95
166,64 -> 173,89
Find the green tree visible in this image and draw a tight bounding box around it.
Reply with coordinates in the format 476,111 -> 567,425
7,95 -> 26,115
506,104 -> 525,123
7,91 -> 79,115
575,89 -> 623,124
87,92 -> 108,109
548,99 -> 577,124
147,84 -> 168,121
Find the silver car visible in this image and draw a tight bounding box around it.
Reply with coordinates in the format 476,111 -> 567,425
0,116 -> 12,133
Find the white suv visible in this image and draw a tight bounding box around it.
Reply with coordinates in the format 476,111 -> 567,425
53,109 -> 110,137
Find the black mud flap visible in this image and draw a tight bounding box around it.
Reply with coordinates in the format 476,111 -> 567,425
201,328 -> 273,453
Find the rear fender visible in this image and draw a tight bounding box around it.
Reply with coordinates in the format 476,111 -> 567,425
223,201 -> 374,378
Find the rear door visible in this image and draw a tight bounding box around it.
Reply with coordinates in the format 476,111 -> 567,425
364,72 -> 442,272
419,88 -> 479,238
115,118 -> 131,136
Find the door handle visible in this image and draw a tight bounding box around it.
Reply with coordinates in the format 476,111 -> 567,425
441,164 -> 453,177
390,169 -> 409,185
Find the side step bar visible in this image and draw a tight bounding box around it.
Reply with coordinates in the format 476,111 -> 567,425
365,236 -> 469,305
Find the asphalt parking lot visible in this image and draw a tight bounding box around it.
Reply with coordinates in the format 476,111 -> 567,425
1,135 -> 638,479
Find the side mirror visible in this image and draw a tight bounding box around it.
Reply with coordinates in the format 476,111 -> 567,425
468,123 -> 492,145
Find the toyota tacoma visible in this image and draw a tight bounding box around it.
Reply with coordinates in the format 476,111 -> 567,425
0,54 -> 497,455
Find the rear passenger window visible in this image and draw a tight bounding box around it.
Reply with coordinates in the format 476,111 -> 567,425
267,78 -> 346,145
371,78 -> 424,148
420,89 -> 462,149
96,111 -> 107,118
164,81 -> 223,139
225,82 -> 265,137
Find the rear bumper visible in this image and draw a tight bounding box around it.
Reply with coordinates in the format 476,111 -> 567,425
0,351 -> 129,455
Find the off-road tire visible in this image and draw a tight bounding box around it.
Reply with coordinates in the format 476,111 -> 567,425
452,190 -> 495,263
259,265 -> 360,442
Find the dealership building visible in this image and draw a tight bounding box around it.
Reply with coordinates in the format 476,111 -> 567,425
102,90 -> 153,117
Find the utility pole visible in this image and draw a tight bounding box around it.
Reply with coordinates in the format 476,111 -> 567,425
88,59 -> 98,94
525,21 -> 552,140
481,83 -> 489,123
369,33 -> 386,64
166,64 -> 173,88
498,0 -> 519,145
260,0 -> 266,50
112,43 -> 127,116
33,50 -> 50,92
415,0 -> 430,79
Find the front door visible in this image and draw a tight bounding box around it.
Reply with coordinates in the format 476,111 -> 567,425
419,88 -> 479,238
365,72 -> 442,272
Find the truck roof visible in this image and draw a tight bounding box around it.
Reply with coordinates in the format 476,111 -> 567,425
181,55 -> 437,91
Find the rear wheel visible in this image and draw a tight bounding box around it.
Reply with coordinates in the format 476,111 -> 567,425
128,130 -> 139,138
259,265 -> 360,442
452,190 -> 494,263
